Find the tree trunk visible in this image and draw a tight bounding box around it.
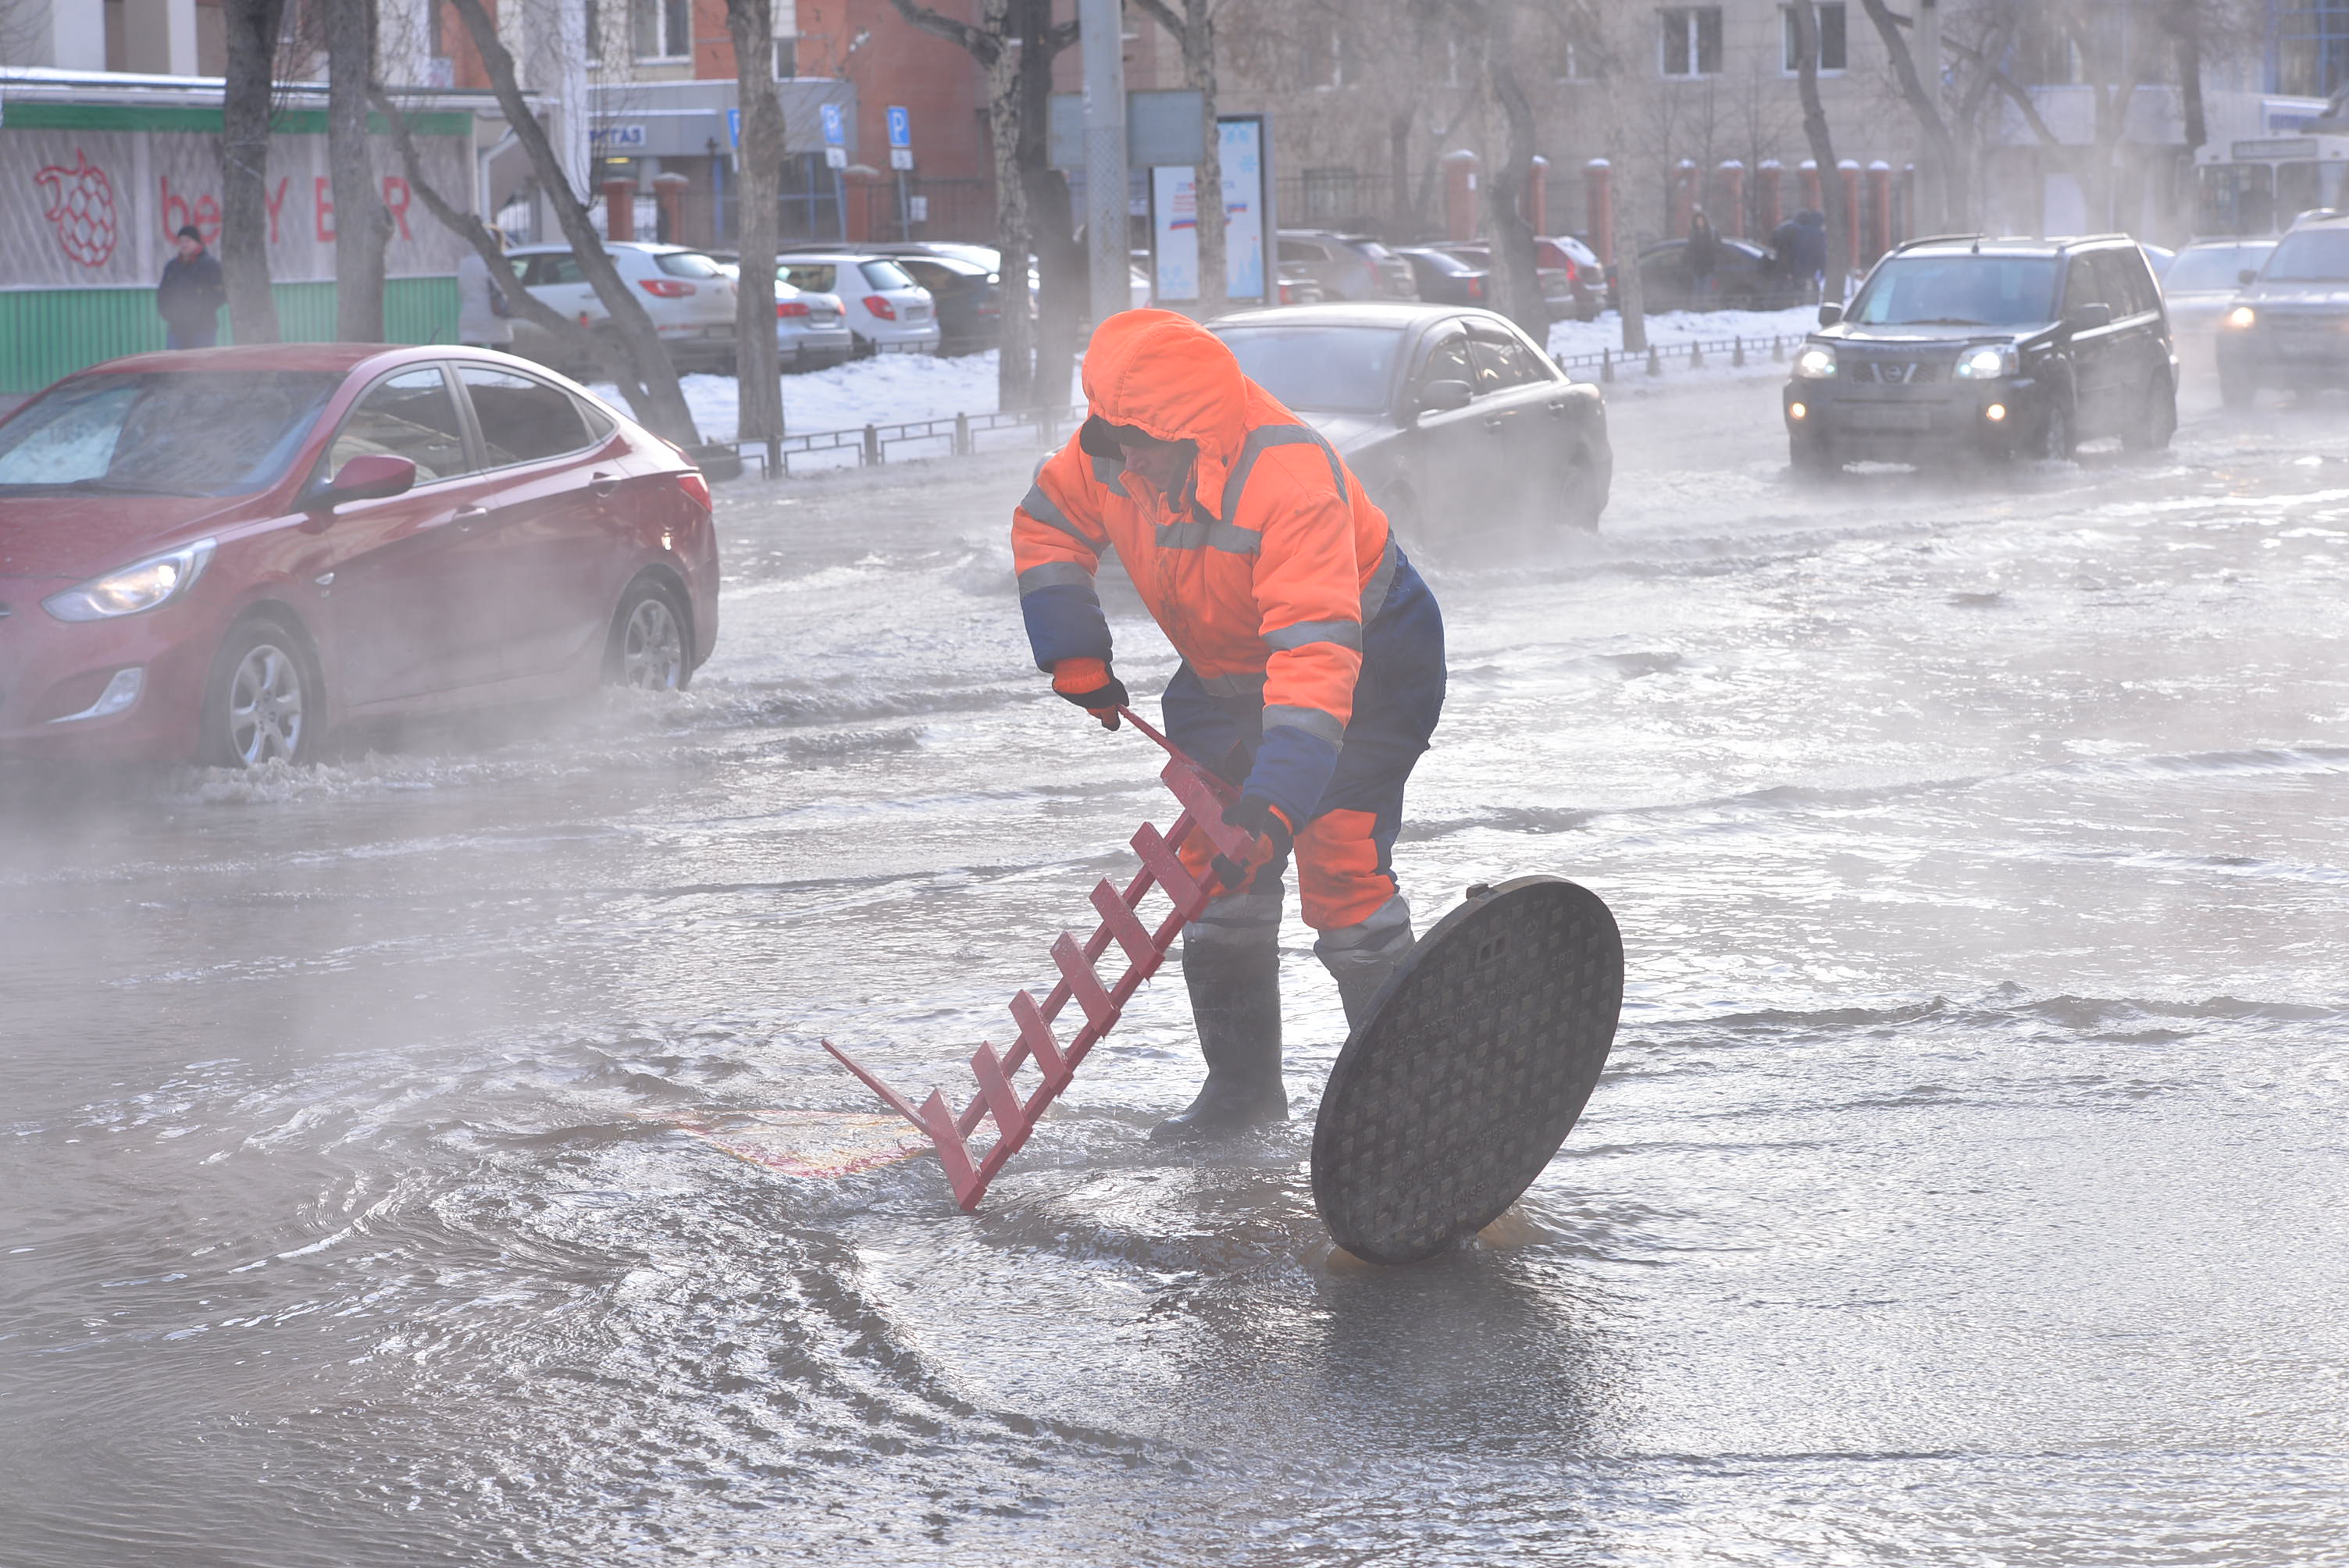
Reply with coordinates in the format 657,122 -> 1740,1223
1791,0 -> 1848,302
443,0 -> 698,444
982,9 -> 1037,413
1478,5 -> 1547,343
218,0 -> 285,344
1183,2 -> 1226,317
1020,0 -> 1082,412
727,0 -> 786,455
1856,0 -> 1959,230
326,0 -> 389,342
1618,224 -> 1649,354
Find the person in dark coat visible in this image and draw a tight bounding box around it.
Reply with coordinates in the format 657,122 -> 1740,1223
1789,209 -> 1829,303
157,225 -> 226,350
1685,209 -> 1721,305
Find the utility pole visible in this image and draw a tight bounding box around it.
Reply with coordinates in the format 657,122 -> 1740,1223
1917,0 -> 1943,228
1079,0 -> 1129,330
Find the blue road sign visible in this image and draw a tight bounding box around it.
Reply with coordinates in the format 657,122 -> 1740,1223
726,107 -> 740,149
820,102 -> 846,147
886,105 -> 911,148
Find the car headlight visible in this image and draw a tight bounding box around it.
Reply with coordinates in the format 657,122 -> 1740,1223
1792,345 -> 1837,380
2224,305 -> 2257,330
1953,344 -> 2019,380
41,539 -> 216,622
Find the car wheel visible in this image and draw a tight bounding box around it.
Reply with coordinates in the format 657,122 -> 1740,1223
201,614 -> 319,769
2035,392 -> 2077,461
2123,370 -> 2177,451
1790,435 -> 1838,481
605,577 -> 692,692
2218,362 -> 2257,411
1562,450 -> 1606,529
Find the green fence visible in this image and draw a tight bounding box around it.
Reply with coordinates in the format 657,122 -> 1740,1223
0,277 -> 460,394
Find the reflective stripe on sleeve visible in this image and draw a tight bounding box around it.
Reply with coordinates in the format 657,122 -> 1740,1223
1018,561 -> 1098,598
1155,517 -> 1264,554
1262,704 -> 1346,746
1359,530 -> 1399,624
1021,483 -> 1100,553
1262,618 -> 1363,651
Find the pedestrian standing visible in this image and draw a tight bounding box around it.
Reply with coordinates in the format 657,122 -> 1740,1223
457,226 -> 516,349
1686,208 -> 1721,307
1792,209 -> 1830,305
157,224 -> 226,350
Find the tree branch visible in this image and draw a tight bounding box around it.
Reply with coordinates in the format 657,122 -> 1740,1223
883,0 -> 998,65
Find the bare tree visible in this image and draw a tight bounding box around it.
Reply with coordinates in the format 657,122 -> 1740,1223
327,0 -> 390,340
1438,0 -> 1545,337
1789,0 -> 1848,299
1855,0 -> 1963,230
433,0 -> 698,443
1132,0 -> 1225,315
885,0 -> 1082,412
219,0 -> 288,344
727,0 -> 787,464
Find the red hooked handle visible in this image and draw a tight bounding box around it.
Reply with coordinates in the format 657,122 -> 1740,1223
1114,704 -> 1186,762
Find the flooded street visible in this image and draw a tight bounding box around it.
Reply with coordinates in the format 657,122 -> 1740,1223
6,367 -> 2349,1566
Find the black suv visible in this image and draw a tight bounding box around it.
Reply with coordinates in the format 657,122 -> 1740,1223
1783,234 -> 2176,473
2215,214 -> 2349,408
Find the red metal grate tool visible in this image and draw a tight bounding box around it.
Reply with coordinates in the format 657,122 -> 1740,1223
823,707 -> 1258,1210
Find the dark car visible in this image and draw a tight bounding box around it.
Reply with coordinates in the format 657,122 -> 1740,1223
1395,246 -> 1492,305
1783,233 -> 2176,474
1613,236 -> 1805,312
1431,241 -> 1579,319
2214,215 -> 2349,408
832,243 -> 1003,355
0,345 -> 717,768
1208,302 -> 1610,535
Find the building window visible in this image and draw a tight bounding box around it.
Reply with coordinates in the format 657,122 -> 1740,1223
1302,24 -> 1344,89
633,0 -> 690,60
772,37 -> 797,78
1780,4 -> 1846,73
2278,2 -> 2349,98
1660,7 -> 1723,78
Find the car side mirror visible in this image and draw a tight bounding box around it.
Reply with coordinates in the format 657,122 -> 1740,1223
1417,379 -> 1473,414
2063,301 -> 2113,332
307,453 -> 416,512
1816,303 -> 1843,326
2238,267 -> 2259,286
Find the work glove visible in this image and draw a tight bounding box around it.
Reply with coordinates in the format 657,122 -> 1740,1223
1210,796 -> 1293,893
1050,657 -> 1128,731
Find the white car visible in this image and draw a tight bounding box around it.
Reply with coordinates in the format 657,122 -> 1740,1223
778,253 -> 941,356
505,241 -> 740,375
709,256 -> 857,372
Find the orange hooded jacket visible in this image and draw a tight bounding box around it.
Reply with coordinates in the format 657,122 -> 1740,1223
1014,310 -> 1401,827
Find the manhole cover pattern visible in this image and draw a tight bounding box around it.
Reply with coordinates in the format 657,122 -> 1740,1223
1311,877 -> 1623,1265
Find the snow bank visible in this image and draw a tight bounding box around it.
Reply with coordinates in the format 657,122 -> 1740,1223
595,351 -> 1078,444
1548,306 -> 1816,363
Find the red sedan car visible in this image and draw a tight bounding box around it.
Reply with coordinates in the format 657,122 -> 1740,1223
0,344 -> 718,768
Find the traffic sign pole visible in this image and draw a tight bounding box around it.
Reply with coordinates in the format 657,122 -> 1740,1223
1079,0 -> 1129,327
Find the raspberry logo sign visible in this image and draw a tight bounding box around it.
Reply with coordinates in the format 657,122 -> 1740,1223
35,149 -> 119,269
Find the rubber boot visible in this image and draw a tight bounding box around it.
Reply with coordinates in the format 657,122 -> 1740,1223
1315,896 -> 1416,1033
1151,937 -> 1287,1142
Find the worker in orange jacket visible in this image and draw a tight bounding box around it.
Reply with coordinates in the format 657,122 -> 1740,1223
1014,310 -> 1446,1140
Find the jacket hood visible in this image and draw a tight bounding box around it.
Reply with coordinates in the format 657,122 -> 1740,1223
1081,309 -> 1251,516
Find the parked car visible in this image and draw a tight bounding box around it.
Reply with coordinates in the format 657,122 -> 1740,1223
1396,246 -> 1492,305
1784,233 -> 2176,474
505,241 -> 740,376
841,247 -> 1003,355
1209,302 -> 1610,535
1432,240 -> 1578,319
703,253 -> 855,371
1613,236 -> 1805,312
1275,265 -> 1327,306
0,345 -> 717,768
1277,230 -> 1420,301
776,254 -> 941,356
2162,238 -> 2277,337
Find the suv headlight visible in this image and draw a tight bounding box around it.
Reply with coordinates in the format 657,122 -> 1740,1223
42,540 -> 216,622
1792,345 -> 1837,380
1954,344 -> 2019,380
2225,305 -> 2257,330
